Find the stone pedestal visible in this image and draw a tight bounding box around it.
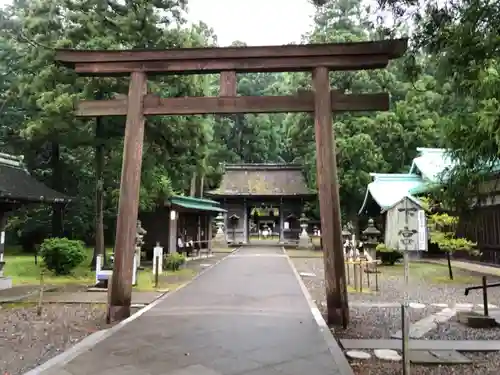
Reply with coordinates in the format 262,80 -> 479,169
213,230 -> 227,248
0,276 -> 12,290
297,233 -> 313,249
297,222 -> 313,249
364,247 -> 379,273
135,246 -> 143,270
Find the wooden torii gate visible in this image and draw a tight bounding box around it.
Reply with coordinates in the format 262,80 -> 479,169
56,39 -> 407,325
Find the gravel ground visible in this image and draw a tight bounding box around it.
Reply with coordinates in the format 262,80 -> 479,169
425,314 -> 500,341
0,303 -> 122,375
291,256 -> 500,375
349,353 -> 499,375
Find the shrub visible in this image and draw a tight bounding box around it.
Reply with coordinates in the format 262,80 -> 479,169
165,253 -> 186,271
376,243 -> 403,266
40,238 -> 86,275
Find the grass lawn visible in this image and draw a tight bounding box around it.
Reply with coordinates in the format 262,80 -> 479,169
379,261 -> 481,285
286,249 -> 323,258
212,247 -> 235,253
3,246 -> 198,292
4,246 -> 98,286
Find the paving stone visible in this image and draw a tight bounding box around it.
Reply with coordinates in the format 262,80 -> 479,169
299,272 -> 316,277
430,303 -> 449,308
345,350 -> 371,360
167,365 -> 223,375
341,339 -> 500,351
409,350 -> 441,364
374,349 -> 401,361
429,350 -> 472,364
408,350 -> 472,364
454,303 -> 474,310
392,307 -> 457,339
409,302 -> 426,309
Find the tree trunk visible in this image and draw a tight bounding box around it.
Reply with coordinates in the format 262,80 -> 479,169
51,142 -> 64,237
91,117 -> 106,270
347,209 -> 359,239
190,172 -> 197,197
189,171 -> 205,198
447,250 -> 454,280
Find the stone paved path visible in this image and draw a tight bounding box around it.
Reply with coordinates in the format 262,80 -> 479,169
41,246 -> 352,375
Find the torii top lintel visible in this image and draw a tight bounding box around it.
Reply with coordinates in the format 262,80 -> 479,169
55,39 -> 408,76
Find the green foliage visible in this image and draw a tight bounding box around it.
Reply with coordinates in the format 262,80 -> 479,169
0,0 -> 493,252
425,200 -> 477,254
40,238 -> 86,275
376,243 -> 403,265
164,253 -> 186,271
0,0 -> 218,246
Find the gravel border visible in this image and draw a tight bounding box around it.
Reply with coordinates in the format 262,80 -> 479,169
0,303 -> 121,375
349,352 -> 500,375
291,256 -> 500,375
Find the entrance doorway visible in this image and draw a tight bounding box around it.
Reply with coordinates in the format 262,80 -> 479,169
249,205 -> 280,243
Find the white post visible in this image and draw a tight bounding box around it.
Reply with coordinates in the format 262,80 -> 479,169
0,229 -> 5,278
135,246 -> 142,268
95,254 -> 103,285
132,253 -> 137,286
153,242 -> 164,275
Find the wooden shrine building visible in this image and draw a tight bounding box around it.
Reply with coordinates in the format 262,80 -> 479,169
206,164 -> 315,244
140,195 -> 226,256
0,153 -> 70,289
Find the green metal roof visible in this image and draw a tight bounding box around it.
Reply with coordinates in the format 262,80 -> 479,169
358,174 -> 426,214
409,148 -> 455,183
359,147 -> 500,214
359,148 -> 453,214
170,195 -> 226,213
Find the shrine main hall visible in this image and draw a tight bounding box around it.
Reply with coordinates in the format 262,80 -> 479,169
205,163 -> 316,244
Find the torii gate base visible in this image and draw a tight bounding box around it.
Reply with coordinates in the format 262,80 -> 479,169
56,39 -> 407,326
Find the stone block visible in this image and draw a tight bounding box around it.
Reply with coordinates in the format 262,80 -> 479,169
457,310 -> 498,328
0,277 -> 12,290
409,350 -> 472,364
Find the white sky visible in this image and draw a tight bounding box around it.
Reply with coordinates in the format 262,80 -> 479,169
185,0 -> 316,46
0,0 -> 316,47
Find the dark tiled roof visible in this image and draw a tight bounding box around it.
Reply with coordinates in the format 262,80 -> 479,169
206,164 -> 314,197
0,153 -> 70,204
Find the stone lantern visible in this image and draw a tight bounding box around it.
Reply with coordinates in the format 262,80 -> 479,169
215,213 -> 225,235
135,220 -> 147,270
298,213 -> 313,249
299,213 -> 309,236
229,214 -> 240,243
213,213 -> 227,247
362,218 -> 381,269
342,225 -> 352,255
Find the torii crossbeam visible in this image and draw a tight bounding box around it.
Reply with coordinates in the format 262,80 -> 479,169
56,38 -> 407,326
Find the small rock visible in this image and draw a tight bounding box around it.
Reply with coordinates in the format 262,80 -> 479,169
374,349 -> 402,361
130,304 -> 146,309
409,302 -> 426,309
346,350 -> 371,360
299,272 -> 316,277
